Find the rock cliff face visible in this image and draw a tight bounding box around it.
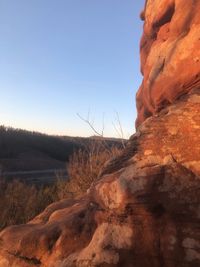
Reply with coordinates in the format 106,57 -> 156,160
0,1 -> 200,266
136,0 -> 200,127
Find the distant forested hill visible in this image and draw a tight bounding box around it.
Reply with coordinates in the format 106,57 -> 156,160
0,126 -> 123,172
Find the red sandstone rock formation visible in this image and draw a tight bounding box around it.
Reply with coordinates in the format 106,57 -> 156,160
136,0 -> 200,127
1,92 -> 200,267
0,1 -> 200,266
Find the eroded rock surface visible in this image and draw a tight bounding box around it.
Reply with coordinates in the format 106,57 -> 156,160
136,0 -> 200,127
0,91 -> 200,267
0,0 -> 200,266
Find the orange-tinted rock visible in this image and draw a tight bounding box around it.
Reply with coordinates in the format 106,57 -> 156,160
0,1 -> 200,266
0,91 -> 200,267
136,0 -> 200,127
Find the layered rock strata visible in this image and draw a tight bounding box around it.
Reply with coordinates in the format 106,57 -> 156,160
136,0 -> 200,127
0,91 -> 200,267
0,0 -> 200,266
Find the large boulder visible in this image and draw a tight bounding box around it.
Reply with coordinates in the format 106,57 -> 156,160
136,0 -> 200,127
0,91 -> 200,267
0,0 -> 200,266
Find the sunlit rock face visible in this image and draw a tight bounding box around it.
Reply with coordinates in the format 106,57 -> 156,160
0,1 -> 200,266
0,92 -> 200,267
136,0 -> 200,127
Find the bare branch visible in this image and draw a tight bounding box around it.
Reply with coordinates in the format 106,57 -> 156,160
77,112 -> 104,137
113,111 -> 126,149
112,122 -> 121,138
77,112 -> 115,155
101,113 -> 105,137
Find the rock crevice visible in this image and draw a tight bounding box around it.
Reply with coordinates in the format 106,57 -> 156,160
136,0 -> 200,127
0,0 -> 200,266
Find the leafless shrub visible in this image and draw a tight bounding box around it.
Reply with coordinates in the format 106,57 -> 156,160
56,140 -> 122,199
0,178 -> 57,230
0,111 -> 126,231
55,111 -> 126,199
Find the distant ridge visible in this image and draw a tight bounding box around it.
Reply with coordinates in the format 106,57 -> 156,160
0,125 -> 123,173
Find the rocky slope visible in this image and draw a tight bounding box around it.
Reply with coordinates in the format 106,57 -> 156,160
0,0 -> 200,266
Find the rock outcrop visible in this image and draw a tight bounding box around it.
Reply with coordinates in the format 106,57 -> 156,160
0,0 -> 200,266
136,0 -> 200,127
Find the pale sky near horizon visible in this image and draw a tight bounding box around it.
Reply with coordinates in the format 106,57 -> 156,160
0,0 -> 145,138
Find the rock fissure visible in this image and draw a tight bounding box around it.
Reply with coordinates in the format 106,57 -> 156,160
7,251 -> 41,266
0,1 -> 200,266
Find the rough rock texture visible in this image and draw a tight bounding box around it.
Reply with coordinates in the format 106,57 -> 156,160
0,0 -> 200,266
136,0 -> 200,127
1,91 -> 200,267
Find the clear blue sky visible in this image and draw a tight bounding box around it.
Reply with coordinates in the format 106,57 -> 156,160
0,0 -> 145,138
